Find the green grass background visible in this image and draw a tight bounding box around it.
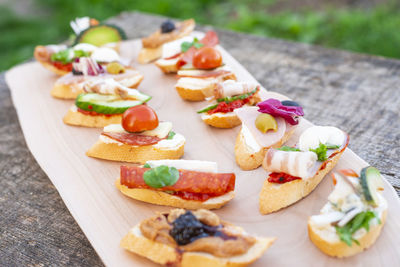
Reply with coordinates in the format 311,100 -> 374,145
1,0 -> 400,71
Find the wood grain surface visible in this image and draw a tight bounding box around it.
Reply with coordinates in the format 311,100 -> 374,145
5,35 -> 400,267
1,12 -> 399,266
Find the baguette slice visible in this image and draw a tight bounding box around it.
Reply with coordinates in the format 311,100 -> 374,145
86,135 -> 185,163
138,47 -> 162,64
63,107 -> 122,128
308,211 -> 387,258
121,224 -> 275,267
51,70 -> 144,100
201,112 -> 241,128
154,57 -> 180,74
175,73 -> 237,102
259,144 -> 346,214
235,126 -> 295,170
34,45 -> 69,76
116,179 -> 235,210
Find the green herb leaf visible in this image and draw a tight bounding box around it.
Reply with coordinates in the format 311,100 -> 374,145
167,131 -> 176,140
335,211 -> 378,247
180,37 -> 204,52
51,49 -> 73,64
197,103 -> 219,113
143,165 -> 179,188
277,146 -> 301,152
74,49 -> 90,58
217,88 -> 258,103
143,163 -> 151,168
310,143 -> 328,161
326,143 -> 340,149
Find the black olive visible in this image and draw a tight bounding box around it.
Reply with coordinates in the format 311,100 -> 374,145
72,68 -> 83,75
161,20 -> 176,33
281,100 -> 300,107
170,211 -> 218,245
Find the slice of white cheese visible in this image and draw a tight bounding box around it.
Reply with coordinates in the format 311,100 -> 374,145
175,77 -> 216,90
91,47 -> 120,62
103,122 -> 172,139
145,159 -> 218,173
298,126 -> 345,152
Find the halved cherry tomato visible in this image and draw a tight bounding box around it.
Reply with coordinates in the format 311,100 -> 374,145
192,47 -> 222,70
122,105 -> 159,133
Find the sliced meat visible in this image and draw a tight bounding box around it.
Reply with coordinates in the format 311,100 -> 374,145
102,132 -> 162,146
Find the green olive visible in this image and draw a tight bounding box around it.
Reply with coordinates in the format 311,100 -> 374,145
255,113 -> 278,133
106,62 -> 125,74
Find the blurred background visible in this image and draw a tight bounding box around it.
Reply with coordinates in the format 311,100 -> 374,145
0,0 -> 399,71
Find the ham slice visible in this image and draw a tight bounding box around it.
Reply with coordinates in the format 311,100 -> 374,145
262,149 -> 318,179
235,106 -> 286,148
214,80 -> 259,98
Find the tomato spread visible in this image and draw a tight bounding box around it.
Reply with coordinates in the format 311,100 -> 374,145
52,61 -> 73,72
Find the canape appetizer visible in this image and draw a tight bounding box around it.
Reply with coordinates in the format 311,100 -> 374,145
155,31 -> 222,74
34,17 -> 125,75
86,105 -> 185,163
259,125 -> 349,214
121,209 -> 276,266
116,159 -> 235,209
234,98 -> 304,170
52,56 -> 143,99
63,78 -> 151,128
138,19 -> 195,64
197,80 -> 261,128
308,167 -> 387,257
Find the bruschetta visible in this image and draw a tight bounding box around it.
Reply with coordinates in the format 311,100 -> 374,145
86,105 -> 185,163
308,167 -> 387,257
197,80 -> 261,128
116,159 -> 235,209
138,19 -> 195,64
259,125 -> 349,214
121,209 -> 276,266
51,53 -> 143,99
155,31 -> 220,74
63,78 -> 151,128
234,98 -> 304,170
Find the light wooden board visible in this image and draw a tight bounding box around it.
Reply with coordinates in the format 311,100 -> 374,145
6,39 -> 400,266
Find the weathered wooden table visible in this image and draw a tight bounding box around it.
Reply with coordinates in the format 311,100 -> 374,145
1,11 -> 399,266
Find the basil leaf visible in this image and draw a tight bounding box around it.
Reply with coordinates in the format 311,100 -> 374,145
167,131 -> 176,140
216,88 -> 258,103
143,163 -> 151,168
193,42 -> 204,49
335,211 -> 378,247
326,143 -> 340,149
277,146 -> 300,152
51,49 -> 73,64
143,165 -> 179,188
197,103 -> 219,113
181,41 -> 193,52
74,49 -> 90,58
310,143 -> 328,161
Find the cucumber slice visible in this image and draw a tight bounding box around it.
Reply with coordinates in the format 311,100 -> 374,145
75,93 -> 144,114
126,89 -> 152,103
360,166 -> 384,206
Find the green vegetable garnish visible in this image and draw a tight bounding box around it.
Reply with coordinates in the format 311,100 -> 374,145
326,143 -> 340,149
197,103 -> 219,114
335,211 -> 379,246
277,146 -> 301,152
217,88 -> 258,103
143,163 -> 151,168
181,37 -> 204,52
310,143 -> 328,161
50,49 -> 90,64
143,165 -> 179,188
167,131 -> 176,140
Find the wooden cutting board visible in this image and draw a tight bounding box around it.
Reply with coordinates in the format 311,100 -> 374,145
6,39 -> 400,266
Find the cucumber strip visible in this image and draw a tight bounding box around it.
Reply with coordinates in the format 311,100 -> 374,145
360,166 -> 384,206
216,88 -> 258,103
75,93 -> 145,114
197,103 -> 219,114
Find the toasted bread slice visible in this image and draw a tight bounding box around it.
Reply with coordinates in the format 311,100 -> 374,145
121,224 -> 275,267
155,58 -> 179,74
308,211 -> 387,258
259,146 -> 346,214
34,45 -> 69,76
86,134 -> 185,163
201,112 -> 241,129
63,107 -> 122,128
175,73 -> 237,102
137,47 -> 163,64
51,70 -> 144,100
235,126 -> 295,170
116,179 -> 235,210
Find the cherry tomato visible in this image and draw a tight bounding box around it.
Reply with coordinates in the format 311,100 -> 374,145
192,47 -> 222,69
122,105 -> 159,133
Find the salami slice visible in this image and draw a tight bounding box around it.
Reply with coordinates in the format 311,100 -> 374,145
102,132 -> 162,146
120,166 -> 235,195
177,31 -> 219,67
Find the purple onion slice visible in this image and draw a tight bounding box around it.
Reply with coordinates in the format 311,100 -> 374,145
257,98 -> 304,125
